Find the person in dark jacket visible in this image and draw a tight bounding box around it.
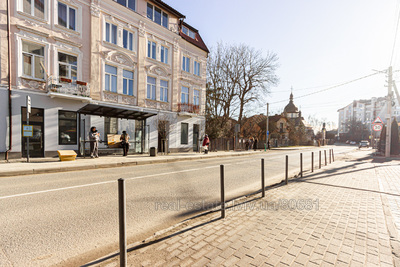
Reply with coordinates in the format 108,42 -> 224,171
120,131 -> 130,156
89,126 -> 100,158
254,138 -> 258,151
202,134 -> 210,154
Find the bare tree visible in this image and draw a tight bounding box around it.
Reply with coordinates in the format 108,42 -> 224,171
233,44 -> 279,126
206,42 -> 279,138
153,113 -> 174,154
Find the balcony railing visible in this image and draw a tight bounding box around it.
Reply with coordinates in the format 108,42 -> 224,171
178,103 -> 200,114
47,77 -> 90,98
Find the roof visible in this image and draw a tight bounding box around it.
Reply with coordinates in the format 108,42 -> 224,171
284,93 -> 298,113
77,103 -> 157,121
179,22 -> 209,53
269,115 -> 287,123
148,0 -> 185,19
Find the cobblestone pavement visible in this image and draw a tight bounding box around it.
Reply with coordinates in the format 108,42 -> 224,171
98,157 -> 400,267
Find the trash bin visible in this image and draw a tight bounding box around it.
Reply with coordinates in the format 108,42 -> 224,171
150,147 -> 157,156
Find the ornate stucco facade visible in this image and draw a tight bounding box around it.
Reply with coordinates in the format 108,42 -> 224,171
0,0 -> 208,158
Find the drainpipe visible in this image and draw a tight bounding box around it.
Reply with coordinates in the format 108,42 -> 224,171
5,0 -> 12,160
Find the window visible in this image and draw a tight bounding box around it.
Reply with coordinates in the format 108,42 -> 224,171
104,117 -> 118,144
161,46 -> 168,64
105,22 -> 118,45
181,86 -> 189,104
147,3 -> 168,28
147,76 -> 156,100
23,0 -> 45,19
182,56 -> 190,72
123,29 -> 133,51
181,123 -> 188,144
147,41 -> 156,59
193,89 -> 200,106
58,111 -> 77,145
182,26 -> 196,39
58,2 -> 76,31
22,41 -> 44,79
123,70 -> 134,96
58,52 -> 77,81
105,64 -> 117,92
115,0 -> 135,11
194,61 -> 200,76
160,80 -> 168,102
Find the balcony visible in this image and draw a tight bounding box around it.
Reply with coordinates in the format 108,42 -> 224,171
47,77 -> 91,101
177,103 -> 200,116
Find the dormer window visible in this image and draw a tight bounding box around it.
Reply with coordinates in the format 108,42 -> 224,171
147,3 -> 168,28
182,26 -> 195,39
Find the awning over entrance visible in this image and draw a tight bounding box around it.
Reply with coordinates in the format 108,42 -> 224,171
77,103 -> 157,120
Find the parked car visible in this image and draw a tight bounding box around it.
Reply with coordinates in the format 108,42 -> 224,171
349,141 -> 356,145
359,140 -> 369,148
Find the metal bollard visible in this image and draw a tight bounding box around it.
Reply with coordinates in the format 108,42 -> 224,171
220,165 -> 226,218
261,159 -> 265,197
311,152 -> 314,173
118,179 -> 127,267
329,149 -> 331,164
319,151 -> 321,169
285,155 -> 288,185
300,153 -> 303,178
332,149 -> 335,162
324,150 -> 327,166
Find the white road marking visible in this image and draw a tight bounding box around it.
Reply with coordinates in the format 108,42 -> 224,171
0,150 -> 345,200
0,163 -> 233,200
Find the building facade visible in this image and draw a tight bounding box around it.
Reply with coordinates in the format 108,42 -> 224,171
337,97 -> 400,137
0,0 -> 208,159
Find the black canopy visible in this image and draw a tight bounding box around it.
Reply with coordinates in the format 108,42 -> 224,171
77,103 -> 156,121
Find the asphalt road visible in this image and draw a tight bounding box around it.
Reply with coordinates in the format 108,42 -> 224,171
0,145 -> 358,266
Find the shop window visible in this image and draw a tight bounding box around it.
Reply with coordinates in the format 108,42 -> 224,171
58,110 -> 77,145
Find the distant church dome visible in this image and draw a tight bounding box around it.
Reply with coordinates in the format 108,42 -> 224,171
284,93 -> 298,113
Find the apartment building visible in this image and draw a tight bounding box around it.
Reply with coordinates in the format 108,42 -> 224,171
337,96 -> 400,135
0,0 -> 208,158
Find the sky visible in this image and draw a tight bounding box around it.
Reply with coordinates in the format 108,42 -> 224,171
164,0 -> 400,129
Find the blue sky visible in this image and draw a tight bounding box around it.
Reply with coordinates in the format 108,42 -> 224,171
165,0 -> 400,128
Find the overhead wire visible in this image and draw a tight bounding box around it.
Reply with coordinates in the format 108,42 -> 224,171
268,72 -> 382,105
390,1 -> 400,67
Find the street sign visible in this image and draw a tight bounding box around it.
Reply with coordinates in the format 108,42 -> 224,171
267,131 -> 269,135
373,116 -> 383,124
26,96 -> 31,114
23,125 -> 33,137
373,124 -> 382,132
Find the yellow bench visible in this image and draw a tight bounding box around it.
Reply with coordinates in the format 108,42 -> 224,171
57,150 -> 77,161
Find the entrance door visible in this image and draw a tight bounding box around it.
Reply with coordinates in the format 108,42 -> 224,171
193,124 -> 199,152
21,107 -> 44,157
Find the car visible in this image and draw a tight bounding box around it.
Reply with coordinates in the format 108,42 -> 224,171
359,140 -> 369,148
349,141 -> 356,145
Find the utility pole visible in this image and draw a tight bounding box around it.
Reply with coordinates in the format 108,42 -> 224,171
266,103 -> 269,150
385,66 -> 393,158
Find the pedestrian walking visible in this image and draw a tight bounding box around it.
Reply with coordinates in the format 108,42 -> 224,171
89,126 -> 100,158
254,138 -> 258,151
120,131 -> 130,156
202,134 -> 210,154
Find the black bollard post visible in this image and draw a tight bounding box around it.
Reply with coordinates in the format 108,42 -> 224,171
118,179 -> 127,267
332,149 -> 335,162
261,159 -> 265,197
319,151 -> 321,169
311,152 -> 314,173
220,165 -> 225,218
285,155 -> 288,185
329,149 -> 332,164
300,153 -> 303,178
324,150 -> 327,166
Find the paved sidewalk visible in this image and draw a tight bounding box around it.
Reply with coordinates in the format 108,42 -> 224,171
94,155 -> 400,266
0,146 -> 315,178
